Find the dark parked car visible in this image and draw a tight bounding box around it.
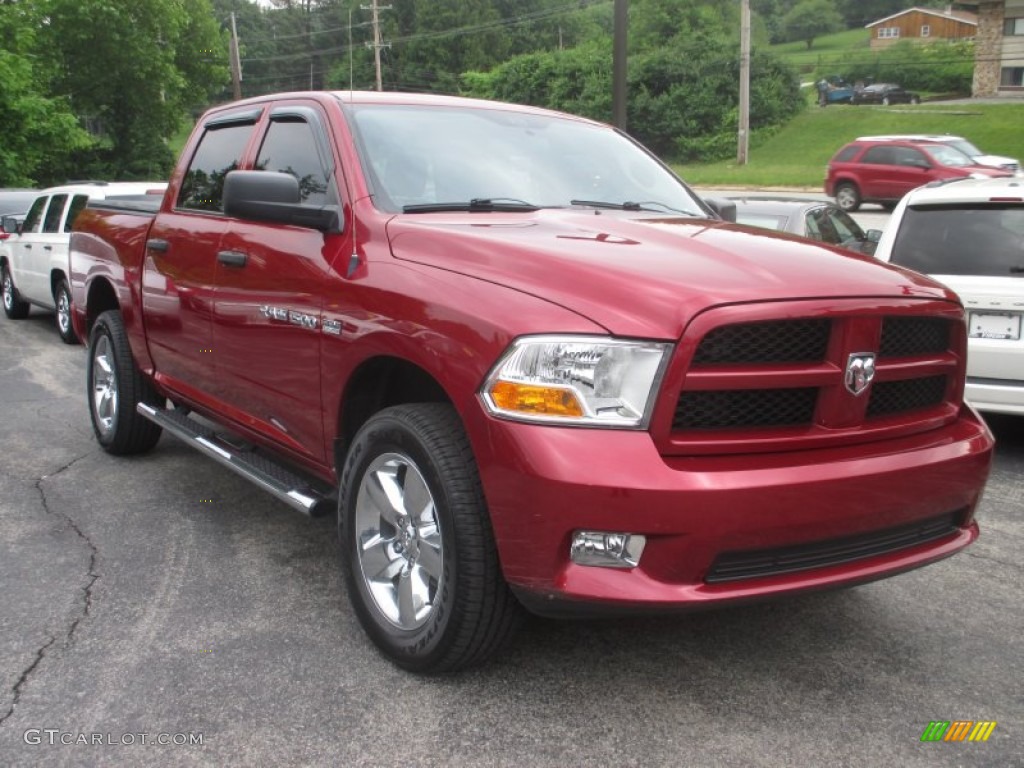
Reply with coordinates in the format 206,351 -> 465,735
729,196 -> 881,255
825,138 -> 1013,212
851,83 -> 920,106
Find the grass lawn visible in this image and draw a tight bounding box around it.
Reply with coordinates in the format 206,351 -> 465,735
673,102 -> 1024,188
770,28 -> 872,75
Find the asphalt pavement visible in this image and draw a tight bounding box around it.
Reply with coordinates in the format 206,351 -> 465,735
1,301 -> 1021,767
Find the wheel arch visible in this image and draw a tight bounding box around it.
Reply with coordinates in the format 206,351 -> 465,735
50,268 -> 68,297
84,276 -> 120,337
334,355 -> 453,472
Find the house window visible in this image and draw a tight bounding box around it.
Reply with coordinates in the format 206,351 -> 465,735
921,24 -> 931,37
1000,67 -> 1024,87
1003,17 -> 1024,35
878,27 -> 900,39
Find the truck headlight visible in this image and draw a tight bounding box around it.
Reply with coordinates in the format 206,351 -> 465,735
481,335 -> 671,428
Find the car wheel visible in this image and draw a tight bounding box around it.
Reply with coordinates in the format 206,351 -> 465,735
835,182 -> 861,212
339,403 -> 523,673
910,95 -> 920,105
87,309 -> 163,455
54,278 -> 79,344
2,265 -> 30,319
882,96 -> 891,106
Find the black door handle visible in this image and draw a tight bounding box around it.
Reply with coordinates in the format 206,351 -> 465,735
146,238 -> 169,253
43,245 -> 52,251
217,250 -> 248,268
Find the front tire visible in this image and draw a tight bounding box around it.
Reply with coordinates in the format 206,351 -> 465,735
54,278 -> 79,344
835,182 -> 862,212
87,309 -> 163,454
2,265 -> 30,319
339,404 -> 522,673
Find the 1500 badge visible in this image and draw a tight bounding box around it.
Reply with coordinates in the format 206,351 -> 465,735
260,305 -> 319,330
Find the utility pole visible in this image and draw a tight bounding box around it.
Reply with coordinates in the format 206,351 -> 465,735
230,12 -> 242,100
361,1 -> 392,92
737,0 -> 750,165
612,0 -> 627,130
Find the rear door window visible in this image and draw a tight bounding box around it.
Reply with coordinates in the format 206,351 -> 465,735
178,121 -> 257,212
890,204 -> 1024,276
42,194 -> 69,233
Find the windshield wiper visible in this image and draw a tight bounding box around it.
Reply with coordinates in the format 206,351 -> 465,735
570,199 -> 701,216
403,198 -> 539,214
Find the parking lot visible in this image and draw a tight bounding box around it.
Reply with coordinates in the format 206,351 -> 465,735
1,291 -> 1022,766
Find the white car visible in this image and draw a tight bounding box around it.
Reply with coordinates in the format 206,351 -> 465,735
857,134 -> 1020,173
874,176 -> 1024,416
1,181 -> 165,343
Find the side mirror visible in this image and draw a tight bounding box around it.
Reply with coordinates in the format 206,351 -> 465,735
1,216 -> 19,235
223,170 -> 342,233
865,229 -> 882,243
704,197 -> 737,222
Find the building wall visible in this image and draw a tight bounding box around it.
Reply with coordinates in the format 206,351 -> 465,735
870,10 -> 977,49
1002,0 -> 1024,91
974,2 -> 1005,95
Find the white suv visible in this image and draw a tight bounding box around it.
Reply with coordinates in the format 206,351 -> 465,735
874,177 -> 1024,416
1,181 -> 165,343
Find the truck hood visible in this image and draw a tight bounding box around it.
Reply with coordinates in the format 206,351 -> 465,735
385,210 -> 955,338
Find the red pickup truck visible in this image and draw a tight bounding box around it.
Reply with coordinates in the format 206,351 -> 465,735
70,91 -> 994,672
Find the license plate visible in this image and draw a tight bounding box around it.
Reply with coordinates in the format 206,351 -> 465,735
968,311 -> 1021,341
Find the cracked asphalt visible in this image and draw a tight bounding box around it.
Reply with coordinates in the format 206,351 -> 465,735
1,309 -> 1022,768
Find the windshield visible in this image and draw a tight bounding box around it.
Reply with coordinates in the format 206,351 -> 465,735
346,103 -> 706,216
949,139 -> 982,158
890,204 -> 1024,276
926,144 -> 975,168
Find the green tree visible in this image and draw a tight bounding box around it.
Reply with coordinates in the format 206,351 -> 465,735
40,0 -> 229,179
0,1 -> 92,185
781,0 -> 844,49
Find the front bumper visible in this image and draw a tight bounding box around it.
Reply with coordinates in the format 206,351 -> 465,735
474,406 -> 993,617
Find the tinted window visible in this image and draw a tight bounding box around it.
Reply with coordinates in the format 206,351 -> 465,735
255,119 -> 331,205
835,145 -> 860,162
42,194 -> 68,233
862,147 -> 895,165
890,147 -> 927,167
23,196 -> 47,233
178,122 -> 255,212
64,195 -> 90,232
890,205 -> 1024,276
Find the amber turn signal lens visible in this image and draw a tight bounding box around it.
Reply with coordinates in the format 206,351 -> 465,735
489,381 -> 585,417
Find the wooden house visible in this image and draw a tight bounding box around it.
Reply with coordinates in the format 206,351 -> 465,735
866,6 -> 978,49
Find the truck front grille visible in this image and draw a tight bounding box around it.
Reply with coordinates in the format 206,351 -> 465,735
665,305 -> 963,452
691,319 -> 830,364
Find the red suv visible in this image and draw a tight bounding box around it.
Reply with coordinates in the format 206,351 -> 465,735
825,138 -> 1012,212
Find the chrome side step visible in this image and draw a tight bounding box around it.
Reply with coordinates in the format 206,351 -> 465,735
137,403 -> 334,517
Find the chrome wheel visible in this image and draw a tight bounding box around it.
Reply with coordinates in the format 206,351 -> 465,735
56,286 -> 72,336
354,453 -> 443,630
91,335 -> 118,438
2,271 -> 13,311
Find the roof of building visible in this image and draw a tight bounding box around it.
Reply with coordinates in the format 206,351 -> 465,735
866,6 -> 978,28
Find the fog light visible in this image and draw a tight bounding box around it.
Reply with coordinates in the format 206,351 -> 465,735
570,531 -> 646,568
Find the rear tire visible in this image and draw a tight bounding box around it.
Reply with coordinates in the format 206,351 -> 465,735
2,265 -> 30,319
54,278 -> 79,344
338,403 -> 523,673
835,182 -> 861,212
87,309 -> 163,455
